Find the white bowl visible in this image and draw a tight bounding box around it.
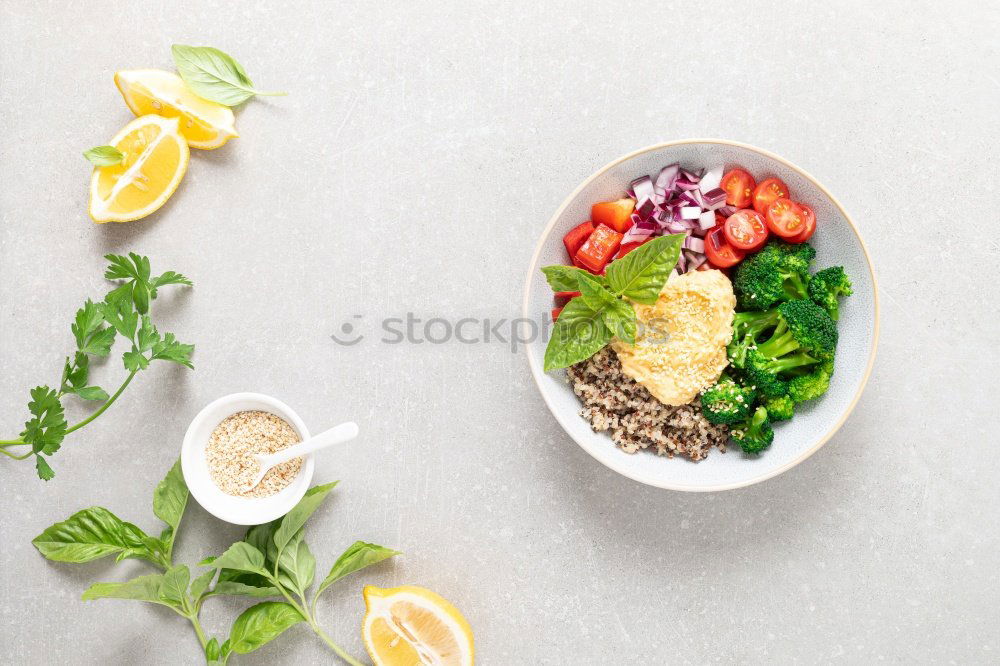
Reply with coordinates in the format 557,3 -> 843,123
523,139 -> 879,491
181,392 -> 316,525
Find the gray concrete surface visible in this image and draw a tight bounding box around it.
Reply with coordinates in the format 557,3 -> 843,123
1,0 -> 998,663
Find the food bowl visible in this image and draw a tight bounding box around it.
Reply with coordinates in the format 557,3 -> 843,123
181,392 -> 316,524
523,139 -> 879,491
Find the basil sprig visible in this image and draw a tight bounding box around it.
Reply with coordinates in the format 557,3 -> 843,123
542,234 -> 684,371
172,44 -> 286,106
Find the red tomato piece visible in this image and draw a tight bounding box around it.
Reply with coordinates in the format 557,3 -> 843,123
764,198 -> 807,239
591,198 -> 636,234
552,307 -> 563,322
724,210 -> 769,251
720,169 -> 756,208
704,226 -> 746,268
752,177 -> 789,215
575,224 -> 622,273
613,238 -> 652,260
787,203 -> 816,243
554,291 -> 581,301
563,221 -> 594,258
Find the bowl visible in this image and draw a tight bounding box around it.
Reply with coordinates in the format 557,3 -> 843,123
181,392 -> 316,524
523,139 -> 879,491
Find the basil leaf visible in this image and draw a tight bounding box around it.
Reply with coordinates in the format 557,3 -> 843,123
159,564 -> 191,608
32,507 -> 156,564
83,145 -> 123,166
542,298 -> 612,372
171,44 -> 285,106
541,265 -> 603,293
189,568 -> 217,600
315,541 -> 400,601
605,234 -> 684,304
82,566 -> 189,612
153,459 -> 188,539
603,298 -> 637,345
272,482 -> 338,558
574,271 -> 616,311
276,528 -> 315,598
208,542 -> 268,575
228,602 -> 304,654
211,579 -> 279,599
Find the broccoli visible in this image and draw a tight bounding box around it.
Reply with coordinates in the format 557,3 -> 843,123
762,394 -> 795,421
808,266 -> 853,321
701,374 -> 757,425
788,359 -> 835,404
732,240 -> 815,311
731,406 -> 774,454
728,309 -> 781,368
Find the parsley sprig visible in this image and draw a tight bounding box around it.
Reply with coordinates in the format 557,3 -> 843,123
0,253 -> 194,479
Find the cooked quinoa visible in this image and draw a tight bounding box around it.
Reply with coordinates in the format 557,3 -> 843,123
567,347 -> 729,461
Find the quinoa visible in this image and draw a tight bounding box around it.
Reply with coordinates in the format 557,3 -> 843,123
567,348 -> 729,461
205,410 -> 303,498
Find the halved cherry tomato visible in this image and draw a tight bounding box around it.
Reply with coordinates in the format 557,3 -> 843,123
575,223 -> 622,273
552,307 -> 563,322
720,169 -> 756,208
613,238 -> 652,260
724,210 -> 769,251
704,225 -> 745,268
764,198 -> 807,239
554,291 -> 581,301
752,177 -> 789,215
591,198 -> 636,234
787,203 -> 816,243
563,221 -> 594,258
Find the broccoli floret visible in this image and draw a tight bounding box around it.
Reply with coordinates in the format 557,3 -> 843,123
701,374 -> 757,425
728,309 -> 781,368
732,241 -> 814,311
788,359 -> 835,404
763,394 -> 795,421
808,266 -> 853,321
731,406 -> 774,454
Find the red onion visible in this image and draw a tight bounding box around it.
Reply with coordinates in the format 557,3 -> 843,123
683,236 -> 706,253
630,175 -> 653,203
654,164 -> 680,191
699,167 -> 723,193
702,188 -> 727,209
680,206 -> 702,220
635,197 -> 656,220
717,205 -> 738,217
698,210 -> 717,230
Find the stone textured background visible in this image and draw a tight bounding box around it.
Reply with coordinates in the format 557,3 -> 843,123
1,0 -> 997,663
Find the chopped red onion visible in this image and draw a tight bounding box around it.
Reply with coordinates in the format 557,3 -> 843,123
702,188 -> 727,208
622,219 -> 658,243
676,253 -> 687,273
654,164 -> 680,191
675,176 -> 700,191
686,252 -> 707,270
698,210 -> 717,230
634,197 -> 656,220
665,220 -> 690,234
699,167 -> 723,193
630,175 -> 654,203
683,236 -> 706,253
717,205 -> 738,217
680,206 -> 702,220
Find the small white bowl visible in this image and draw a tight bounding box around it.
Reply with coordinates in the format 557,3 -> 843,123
181,392 -> 316,525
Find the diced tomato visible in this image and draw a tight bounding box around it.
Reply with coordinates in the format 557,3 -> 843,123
752,177 -> 789,215
724,209 -> 769,251
764,198 -> 807,239
575,223 -> 622,273
563,221 -> 594,258
613,238 -> 652,260
554,291 -> 581,301
720,169 -> 756,208
787,203 -> 816,243
551,307 -> 563,322
591,198 -> 636,234
704,226 -> 746,268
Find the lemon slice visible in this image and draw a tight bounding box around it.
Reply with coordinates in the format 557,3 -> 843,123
88,114 -> 190,223
362,585 -> 474,666
115,69 -> 237,150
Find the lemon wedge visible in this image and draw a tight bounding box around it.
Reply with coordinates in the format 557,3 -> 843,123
114,69 -> 237,150
88,114 -> 189,223
362,585 -> 475,666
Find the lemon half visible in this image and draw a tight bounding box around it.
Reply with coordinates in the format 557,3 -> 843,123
362,585 -> 475,666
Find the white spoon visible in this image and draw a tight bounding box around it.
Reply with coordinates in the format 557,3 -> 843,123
243,421 -> 359,493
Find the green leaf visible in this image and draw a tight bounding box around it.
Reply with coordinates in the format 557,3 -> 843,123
104,254 -> 140,281
171,44 -> 285,106
211,578 -> 279,599
98,299 -> 138,340
74,386 -> 110,401
123,349 -> 149,373
153,459 -> 188,539
35,456 -> 55,481
227,602 -> 303,654
542,298 -> 612,372
150,332 -> 195,369
315,541 -> 400,600
275,528 -> 315,598
80,327 -> 116,356
83,145 -> 123,166
207,542 -> 268,575
31,507 -> 157,564
82,567 -> 188,612
132,280 -> 150,315
189,568 -> 217,601
60,353 -> 89,392
151,271 -> 193,290
540,265 -> 603,293
604,234 -> 684,304
20,386 -> 67,462
205,638 -> 221,662
602,298 -> 637,345
574,271 -> 616,311
72,300 -> 108,349
159,564 -> 191,608
272,482 -> 339,558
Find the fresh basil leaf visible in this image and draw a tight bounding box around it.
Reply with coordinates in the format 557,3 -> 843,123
159,564 -> 191,608
541,265 -> 603,293
227,602 -> 303,654
32,507 -> 157,564
272,482 -> 338,558
602,298 -> 637,345
207,542 -> 268,575
211,578 -> 279,599
574,271 -> 616,311
82,568 -> 188,612
276,528 -> 315,598
171,44 -> 285,106
189,569 -> 217,601
83,145 -> 123,166
153,459 -> 188,541
542,298 -> 612,372
605,234 -> 684,304
315,541 -> 400,601
205,638 -> 221,662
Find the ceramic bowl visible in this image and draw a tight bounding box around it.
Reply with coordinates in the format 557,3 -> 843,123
181,392 -> 316,524
523,139 -> 879,491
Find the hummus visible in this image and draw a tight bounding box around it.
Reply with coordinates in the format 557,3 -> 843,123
611,269 -> 736,406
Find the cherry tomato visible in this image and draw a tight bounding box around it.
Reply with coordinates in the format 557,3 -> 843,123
575,223 -> 622,273
613,238 -> 651,260
704,226 -> 746,268
724,210 -> 769,251
552,307 -> 563,322
787,203 -> 816,243
764,198 -> 807,238
591,198 -> 636,234
752,177 -> 789,215
554,291 -> 581,301
720,169 -> 756,208
563,221 -> 594,258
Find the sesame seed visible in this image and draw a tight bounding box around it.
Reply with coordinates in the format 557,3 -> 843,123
205,410 -> 302,498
